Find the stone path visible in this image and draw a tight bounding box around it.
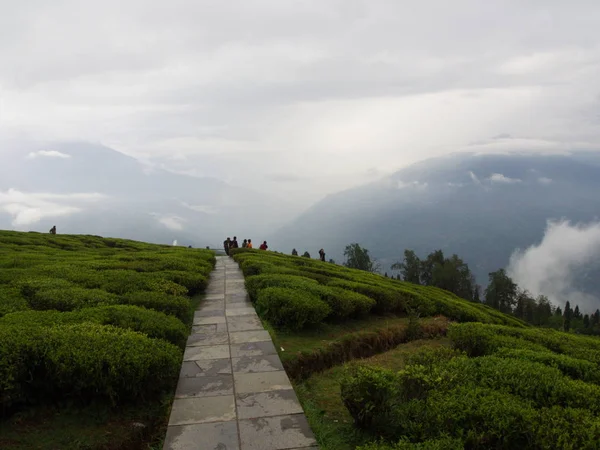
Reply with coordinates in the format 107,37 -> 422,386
163,256 -> 318,450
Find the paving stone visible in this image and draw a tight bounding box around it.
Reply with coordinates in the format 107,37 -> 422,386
230,341 -> 278,358
187,332 -> 229,347
194,309 -> 225,318
191,324 -> 217,334
232,355 -> 285,374
236,390 -> 304,419
234,371 -> 293,394
175,375 -> 234,398
163,421 -> 240,450
188,358 -> 233,377
227,316 -> 263,332
204,293 -> 226,300
229,330 -> 271,344
227,287 -> 248,295
183,345 -> 230,361
193,316 -> 226,325
238,414 -> 317,450
226,293 -> 250,302
168,396 -> 236,426
226,307 -> 258,317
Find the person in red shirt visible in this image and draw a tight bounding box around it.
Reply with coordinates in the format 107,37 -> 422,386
259,241 -> 268,250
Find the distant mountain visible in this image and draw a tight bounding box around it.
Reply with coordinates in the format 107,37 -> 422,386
0,141 -> 289,246
269,151 -> 600,294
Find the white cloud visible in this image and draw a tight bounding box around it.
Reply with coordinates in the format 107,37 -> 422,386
538,177 -> 553,185
488,173 -> 522,184
508,220 -> 600,310
27,150 -> 71,159
468,171 -> 481,185
180,201 -> 217,215
397,180 -> 428,190
152,213 -> 186,231
0,189 -> 106,227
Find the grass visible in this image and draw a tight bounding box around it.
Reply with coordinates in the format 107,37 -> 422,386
295,338 -> 451,450
268,316 -> 410,361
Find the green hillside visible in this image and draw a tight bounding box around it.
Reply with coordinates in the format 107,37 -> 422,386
231,249 -> 600,450
0,231 -> 214,449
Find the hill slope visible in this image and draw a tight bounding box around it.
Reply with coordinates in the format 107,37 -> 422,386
270,151 -> 600,297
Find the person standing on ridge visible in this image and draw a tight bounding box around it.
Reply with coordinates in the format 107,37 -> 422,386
49,225 -> 56,235
259,241 -> 268,250
319,248 -> 326,262
247,239 -> 253,249
232,236 -> 239,249
224,237 -> 231,255
292,248 -> 298,256
242,239 -> 248,248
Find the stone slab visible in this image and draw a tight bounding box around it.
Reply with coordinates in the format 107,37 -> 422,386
187,332 -> 229,347
227,316 -> 263,332
234,371 -> 293,395
204,294 -> 226,300
193,316 -> 226,325
236,390 -> 304,419
182,359 -> 232,377
229,330 -> 271,344
194,309 -> 225,318
232,355 -> 285,374
193,323 -> 228,334
168,396 -> 236,426
226,307 -> 258,317
230,341 -> 278,358
163,421 -> 240,450
175,375 -> 234,398
183,344 -> 230,361
238,414 -> 317,450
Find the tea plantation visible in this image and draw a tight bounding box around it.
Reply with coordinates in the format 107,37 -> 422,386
0,231 -> 215,449
231,248 -> 600,450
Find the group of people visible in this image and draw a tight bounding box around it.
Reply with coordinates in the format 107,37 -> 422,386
292,248 -> 327,261
223,236 -> 268,255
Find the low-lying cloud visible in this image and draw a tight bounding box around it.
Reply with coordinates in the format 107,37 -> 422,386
508,220 -> 600,311
27,150 -> 71,159
0,189 -> 106,227
488,173 -> 522,184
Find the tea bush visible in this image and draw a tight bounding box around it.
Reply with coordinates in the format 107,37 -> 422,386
0,305 -> 188,348
0,323 -> 181,409
256,287 -> 331,330
0,230 -> 215,415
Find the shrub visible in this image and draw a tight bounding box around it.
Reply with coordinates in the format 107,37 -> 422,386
240,260 -> 275,277
160,270 -> 208,295
0,306 -> 188,348
256,287 -> 331,330
328,279 -> 404,313
28,287 -> 119,311
0,286 -> 29,317
121,291 -> 191,322
320,287 -> 376,318
244,274 -> 320,301
0,323 -> 181,409
495,347 -> 600,385
357,437 -> 464,450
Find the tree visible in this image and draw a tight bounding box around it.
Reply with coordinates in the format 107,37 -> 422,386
584,314 -> 591,328
564,301 -> 573,331
555,306 -> 563,316
484,269 -> 518,314
473,284 -> 481,303
535,295 -> 553,326
391,250 -> 421,284
420,250 -> 445,286
343,243 -> 380,272
574,305 -> 582,319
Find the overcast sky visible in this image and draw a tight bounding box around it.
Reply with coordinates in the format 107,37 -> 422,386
1,0 -> 599,207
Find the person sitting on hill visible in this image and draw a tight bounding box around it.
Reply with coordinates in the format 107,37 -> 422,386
232,236 -> 239,249
292,248 -> 298,256
247,239 -> 253,249
302,251 -> 311,258
259,241 -> 268,250
49,225 -> 56,235
242,239 -> 248,248
319,248 -> 326,262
